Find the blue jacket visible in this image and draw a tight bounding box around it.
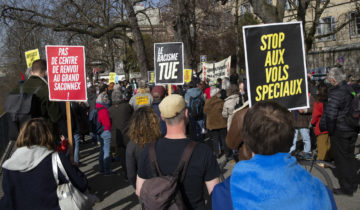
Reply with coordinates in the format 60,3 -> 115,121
152,102 -> 167,137
212,153 -> 337,210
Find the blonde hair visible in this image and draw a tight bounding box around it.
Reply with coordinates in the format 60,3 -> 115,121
128,106 -> 161,147
16,118 -> 56,150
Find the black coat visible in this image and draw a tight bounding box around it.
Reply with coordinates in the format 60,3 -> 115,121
0,153 -> 87,210
322,81 -> 357,135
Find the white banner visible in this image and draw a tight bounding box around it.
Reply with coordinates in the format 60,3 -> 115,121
202,56 -> 231,80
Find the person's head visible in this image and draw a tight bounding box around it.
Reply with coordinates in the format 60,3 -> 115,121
159,94 -> 187,126
210,87 -> 220,98
239,82 -> 245,93
227,84 -> 239,96
327,67 -> 347,86
31,59 -> 47,78
16,118 -> 56,150
242,101 -> 294,155
108,82 -> 114,91
316,82 -> 328,103
96,92 -> 109,105
128,106 -> 161,147
151,86 -> 166,101
138,80 -> 146,89
112,90 -> 123,105
99,84 -> 108,93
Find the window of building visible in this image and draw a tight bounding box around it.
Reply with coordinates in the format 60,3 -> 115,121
240,3 -> 251,15
285,0 -> 299,10
349,12 -> 360,36
316,16 -> 336,41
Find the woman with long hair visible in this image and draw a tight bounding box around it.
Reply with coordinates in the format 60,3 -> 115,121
126,106 -> 161,187
0,118 -> 88,209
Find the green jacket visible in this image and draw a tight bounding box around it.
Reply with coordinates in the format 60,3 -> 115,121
11,76 -> 62,136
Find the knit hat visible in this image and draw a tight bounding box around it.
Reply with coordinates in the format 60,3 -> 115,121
210,87 -> 220,97
151,86 -> 166,99
96,92 -> 109,104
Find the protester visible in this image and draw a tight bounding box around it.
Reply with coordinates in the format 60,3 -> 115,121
129,80 -> 153,110
108,90 -> 133,177
289,94 -> 314,158
204,87 -> 230,159
238,81 -> 247,102
0,118 -> 88,209
126,106 -> 161,188
225,101 -> 251,162
9,59 -> 61,139
185,80 -> 205,141
95,92 -> 114,175
151,85 -> 167,137
222,84 -> 241,130
212,101 -> 336,210
136,94 -> 220,209
71,102 -> 89,165
311,83 -> 331,164
320,67 -> 359,196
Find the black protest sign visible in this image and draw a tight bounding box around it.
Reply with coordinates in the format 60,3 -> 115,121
243,22 -> 309,110
154,42 -> 184,85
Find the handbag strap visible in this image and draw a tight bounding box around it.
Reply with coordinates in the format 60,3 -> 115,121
51,153 -> 59,185
51,152 -> 70,184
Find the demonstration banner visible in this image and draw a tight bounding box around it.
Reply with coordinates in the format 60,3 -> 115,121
201,56 -> 231,81
25,49 -> 40,68
154,42 -> 184,85
184,69 -> 192,83
46,46 -> 87,101
109,72 -> 116,84
243,22 -> 309,110
148,71 -> 155,84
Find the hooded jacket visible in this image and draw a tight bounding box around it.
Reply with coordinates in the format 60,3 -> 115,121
184,87 -> 204,106
222,94 -> 241,129
0,146 -> 87,210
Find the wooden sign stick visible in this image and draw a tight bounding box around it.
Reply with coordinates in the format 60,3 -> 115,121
168,84 -> 171,95
66,101 -> 74,163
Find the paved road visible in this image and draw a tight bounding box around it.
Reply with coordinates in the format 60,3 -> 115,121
79,135 -> 360,210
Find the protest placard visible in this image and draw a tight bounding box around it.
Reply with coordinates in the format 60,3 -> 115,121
184,69 -> 192,83
201,56 -> 231,81
154,42 -> 184,85
46,45 -> 87,101
243,22 -> 309,110
25,49 -> 40,68
109,72 -> 116,84
148,71 -> 155,84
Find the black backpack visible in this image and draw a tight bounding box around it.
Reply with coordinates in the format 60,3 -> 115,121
88,107 -> 104,135
140,141 -> 198,210
5,83 -> 42,140
344,87 -> 360,130
189,95 -> 204,121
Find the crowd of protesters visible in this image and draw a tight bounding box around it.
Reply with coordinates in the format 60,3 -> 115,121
0,58 -> 359,209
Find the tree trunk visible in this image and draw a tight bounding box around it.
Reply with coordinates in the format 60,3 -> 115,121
172,0 -> 195,69
235,0 -> 241,77
124,0 -> 149,81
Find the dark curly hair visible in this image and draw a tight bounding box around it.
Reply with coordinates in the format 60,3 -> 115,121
128,106 -> 161,147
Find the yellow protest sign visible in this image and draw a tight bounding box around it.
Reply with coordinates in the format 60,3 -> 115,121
25,49 -> 40,68
184,69 -> 192,83
148,71 -> 155,84
136,96 -> 149,105
109,72 -> 116,84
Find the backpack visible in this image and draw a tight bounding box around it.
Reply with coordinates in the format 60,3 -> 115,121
344,87 -> 360,130
140,141 -> 198,210
88,107 -> 104,135
5,83 -> 42,140
189,95 -> 204,121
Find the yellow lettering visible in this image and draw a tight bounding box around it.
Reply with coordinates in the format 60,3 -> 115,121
268,84 -> 274,99
274,83 -> 280,98
271,50 -> 278,66
296,79 -> 303,94
262,85 -> 269,100
256,86 -> 262,101
278,49 -> 285,65
283,81 -> 289,96
271,66 -> 277,82
265,51 -> 272,67
290,80 -> 296,95
282,65 -> 289,80
279,32 -> 285,48
260,35 -> 267,51
265,67 -> 272,83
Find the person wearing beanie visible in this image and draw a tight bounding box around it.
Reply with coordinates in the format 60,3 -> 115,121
151,86 -> 167,137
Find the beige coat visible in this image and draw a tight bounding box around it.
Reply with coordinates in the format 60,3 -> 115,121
222,94 -> 241,130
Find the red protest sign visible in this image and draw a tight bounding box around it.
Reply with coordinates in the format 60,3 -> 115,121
46,46 -> 87,101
